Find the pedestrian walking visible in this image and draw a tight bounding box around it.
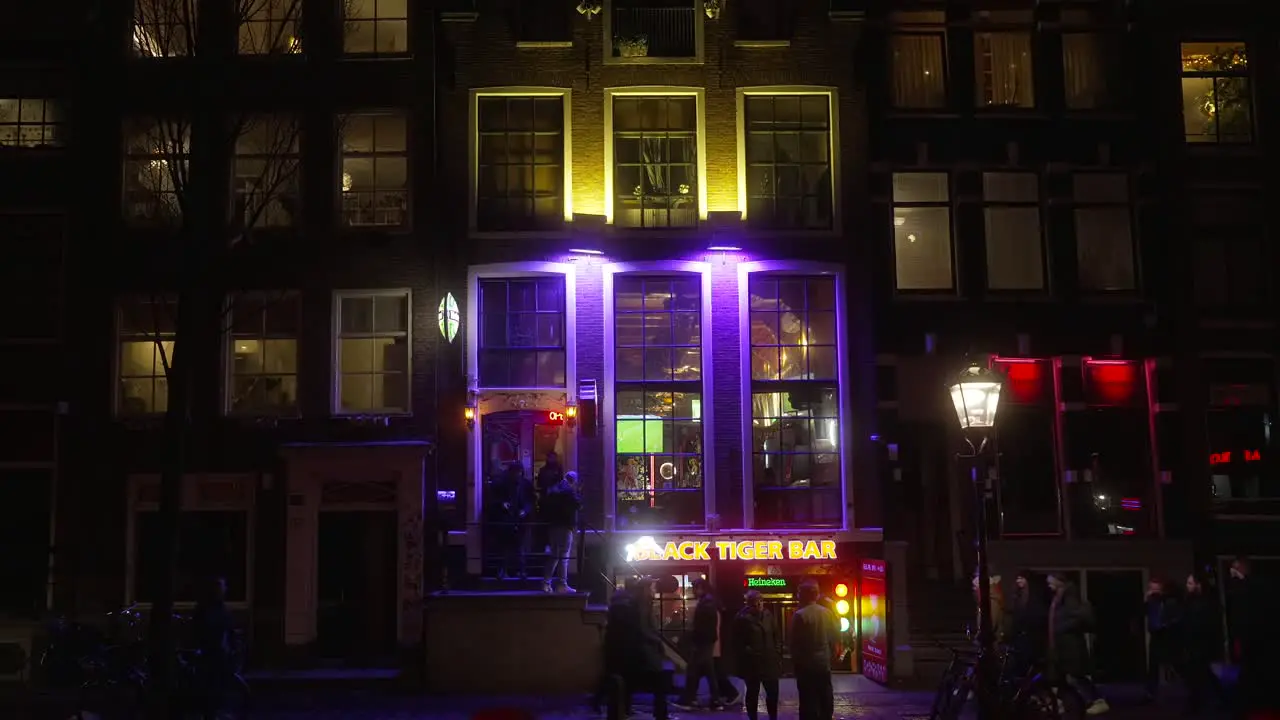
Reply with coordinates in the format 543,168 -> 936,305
1182,573 -> 1229,716
790,580 -> 836,720
733,590 -> 783,720
674,578 -> 722,710
598,576 -> 669,720
1227,556 -> 1280,716
1008,570 -> 1049,677
1046,571 -> 1110,716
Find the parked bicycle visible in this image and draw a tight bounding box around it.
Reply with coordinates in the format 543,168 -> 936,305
930,641 -> 1083,720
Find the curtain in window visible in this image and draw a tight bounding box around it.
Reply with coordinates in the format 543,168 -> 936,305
976,33 -> 1034,107
891,35 -> 946,108
1063,34 -> 1106,109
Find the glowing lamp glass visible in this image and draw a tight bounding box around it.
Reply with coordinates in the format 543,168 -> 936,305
835,599 -> 850,616
949,364 -> 1004,430
464,406 -> 475,421
834,583 -> 849,598
839,617 -> 851,633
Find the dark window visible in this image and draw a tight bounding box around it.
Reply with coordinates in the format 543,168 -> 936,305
134,511 -> 248,603
1060,8 -> 1117,110
736,0 -> 794,41
995,405 -> 1060,535
0,214 -> 62,340
612,96 -> 699,228
0,410 -> 56,463
748,275 -> 841,529
889,12 -> 947,109
476,96 -> 565,231
1180,42 -> 1251,144
1194,238 -> 1268,308
982,173 -> 1043,291
517,0 -> 572,42
479,277 -> 567,388
743,95 -> 833,231
614,275 -> 704,529
1072,173 -> 1135,292
1064,409 -> 1154,539
0,469 -> 51,619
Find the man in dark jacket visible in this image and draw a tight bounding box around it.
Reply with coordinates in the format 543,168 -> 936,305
675,578 -> 722,710
192,576 -> 234,718
1182,573 -> 1227,715
1008,570 -> 1049,678
1143,578 -> 1181,702
1046,572 -> 1109,716
733,590 -> 783,720
497,462 -> 534,579
542,471 -> 581,593
790,580 -> 835,720
1228,556 -> 1279,715
600,576 -> 668,720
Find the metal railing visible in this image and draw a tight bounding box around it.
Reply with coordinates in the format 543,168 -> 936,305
611,6 -> 696,59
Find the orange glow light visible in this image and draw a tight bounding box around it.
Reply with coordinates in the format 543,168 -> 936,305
834,583 -> 848,598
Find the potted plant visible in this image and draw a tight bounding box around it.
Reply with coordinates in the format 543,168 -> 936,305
614,33 -> 649,57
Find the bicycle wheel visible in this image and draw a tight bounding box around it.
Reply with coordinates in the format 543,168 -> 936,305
931,664 -> 973,720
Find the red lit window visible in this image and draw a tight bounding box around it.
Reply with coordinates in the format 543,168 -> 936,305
992,358 -> 1049,405
1083,360 -> 1141,407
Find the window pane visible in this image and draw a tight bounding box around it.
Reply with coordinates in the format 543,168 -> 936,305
893,207 -> 953,290
748,276 -> 838,381
890,35 -> 946,109
1062,33 -> 1108,110
984,207 -> 1043,290
996,405 -> 1061,535
478,277 -> 567,388
477,96 -> 565,231
982,172 -> 1037,202
1180,43 -> 1251,144
744,95 -> 832,230
1075,208 -> 1135,291
1073,173 -> 1127,203
751,388 -> 842,528
975,32 -> 1034,108
612,96 -> 699,229
892,172 -> 948,203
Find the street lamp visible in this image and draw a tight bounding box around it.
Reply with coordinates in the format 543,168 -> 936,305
947,361 -> 1004,720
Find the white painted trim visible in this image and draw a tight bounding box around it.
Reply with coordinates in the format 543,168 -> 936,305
465,263 -> 578,527
467,87 -> 575,236
603,87 -> 708,226
330,289 -> 414,416
737,261 -> 851,531
734,86 -> 842,235
603,261 -> 714,531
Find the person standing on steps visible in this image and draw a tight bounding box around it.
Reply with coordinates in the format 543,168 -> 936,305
541,470 -> 581,593
790,580 -> 836,720
497,462 -> 534,579
733,590 -> 783,720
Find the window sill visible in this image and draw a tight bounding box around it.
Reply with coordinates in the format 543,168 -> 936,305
983,292 -> 1053,302
603,56 -> 703,65
883,109 -> 963,120
517,40 -> 573,48
973,108 -> 1049,120
339,52 -> 413,61
441,11 -> 479,22
469,228 -> 569,240
828,9 -> 866,21
332,411 -> 413,418
734,39 -> 791,48
735,227 -> 842,240
1076,292 -> 1143,304
892,291 -> 963,301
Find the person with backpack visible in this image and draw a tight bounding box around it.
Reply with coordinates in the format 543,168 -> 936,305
1046,571 -> 1110,715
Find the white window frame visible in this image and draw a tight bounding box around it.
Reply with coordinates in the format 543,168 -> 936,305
735,86 -> 842,236
603,0 -> 705,65
338,112 -> 411,231
467,87 -> 574,238
738,261 -> 852,531
604,260 -> 714,532
331,289 -> 413,416
124,473 -> 256,610
114,295 -> 176,417
223,292 -> 302,417
603,87 -> 708,227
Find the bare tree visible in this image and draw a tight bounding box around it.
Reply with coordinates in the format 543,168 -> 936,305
126,0 -> 316,707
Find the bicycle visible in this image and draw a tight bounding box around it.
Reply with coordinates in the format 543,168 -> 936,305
929,642 -> 1083,720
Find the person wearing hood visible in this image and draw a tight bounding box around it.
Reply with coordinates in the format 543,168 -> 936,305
599,576 -> 668,720
541,470 -> 582,593
1046,572 -> 1109,715
733,590 -> 783,720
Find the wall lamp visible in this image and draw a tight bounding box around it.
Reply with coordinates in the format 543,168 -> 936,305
565,400 -> 578,428
464,391 -> 477,431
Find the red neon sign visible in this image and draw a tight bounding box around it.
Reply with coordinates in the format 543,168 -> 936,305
1209,450 -> 1263,465
545,411 -> 566,425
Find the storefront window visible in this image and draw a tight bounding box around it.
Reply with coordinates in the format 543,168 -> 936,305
615,570 -> 706,649
614,275 -> 704,529
991,359 -> 1060,536
1208,406 -> 1275,501
748,275 -> 842,528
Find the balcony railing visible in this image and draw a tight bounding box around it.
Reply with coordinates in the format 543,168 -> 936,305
611,5 -> 697,60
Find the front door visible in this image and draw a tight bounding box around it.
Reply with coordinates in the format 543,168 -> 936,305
316,511 -> 398,662
480,410 -> 566,577
1085,569 -> 1145,682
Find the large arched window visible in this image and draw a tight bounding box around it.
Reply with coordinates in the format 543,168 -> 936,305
744,269 -> 844,528
611,270 -> 708,529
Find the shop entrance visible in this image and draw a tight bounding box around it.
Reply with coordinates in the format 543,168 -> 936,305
315,511 -> 398,661
481,410 -> 566,576
1034,567 -> 1147,682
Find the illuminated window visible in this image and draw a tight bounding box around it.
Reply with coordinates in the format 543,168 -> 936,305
233,115 -> 301,227
478,277 -> 567,388
228,293 -> 299,415
614,275 -> 704,529
0,99 -> 62,148
1060,9 -> 1115,110
343,0 -> 408,55
748,275 -> 841,528
238,0 -> 303,54
133,0 -> 196,57
117,296 -> 176,415
891,172 -> 953,291
982,172 -> 1043,291
340,114 -> 408,228
123,119 -> 189,225
743,94 -> 833,231
974,11 -> 1034,108
1072,173 -> 1135,292
475,96 -> 565,232
889,12 -> 947,109
334,291 -> 410,413
1180,42 -> 1251,144
612,96 -> 699,228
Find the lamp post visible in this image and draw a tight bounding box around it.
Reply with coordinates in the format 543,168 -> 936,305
947,362 -> 1004,720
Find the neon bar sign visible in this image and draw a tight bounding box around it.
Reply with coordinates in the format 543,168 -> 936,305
624,536 -> 838,562
744,577 -> 789,588
1209,450 -> 1263,465
546,411 -> 567,425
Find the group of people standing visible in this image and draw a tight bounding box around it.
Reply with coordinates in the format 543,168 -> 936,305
990,557 -> 1278,718
601,577 -> 839,720
486,451 -> 582,593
